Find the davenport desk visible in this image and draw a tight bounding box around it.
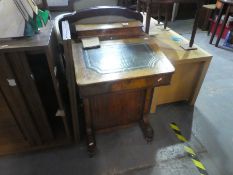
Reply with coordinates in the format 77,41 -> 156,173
59,6 -> 210,155
57,7 -> 211,155
58,7 -> 175,155
71,36 -> 175,154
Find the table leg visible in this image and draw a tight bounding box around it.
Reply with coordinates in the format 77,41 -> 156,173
145,3 -> 151,34
164,5 -> 169,29
137,0 -> 141,11
209,5 -> 225,44
139,88 -> 154,142
83,98 -> 96,156
158,4 -> 161,25
189,2 -> 203,48
180,2 -> 203,50
215,5 -> 231,47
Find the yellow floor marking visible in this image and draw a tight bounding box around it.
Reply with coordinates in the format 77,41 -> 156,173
192,159 -> 206,170
170,123 -> 180,131
176,134 -> 187,142
184,146 -> 196,155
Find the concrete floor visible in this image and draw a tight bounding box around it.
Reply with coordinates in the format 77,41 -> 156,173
0,19 -> 232,174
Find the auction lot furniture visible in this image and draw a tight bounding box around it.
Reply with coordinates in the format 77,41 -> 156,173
0,21 -> 75,155
149,28 -> 212,112
137,0 -> 174,30
198,4 -> 216,31
58,7 -> 175,155
137,0 -> 205,49
209,0 -> 233,47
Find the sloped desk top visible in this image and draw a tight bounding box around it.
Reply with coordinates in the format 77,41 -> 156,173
72,37 -> 175,86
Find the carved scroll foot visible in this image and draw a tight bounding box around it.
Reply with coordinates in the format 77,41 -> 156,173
139,119 -> 154,143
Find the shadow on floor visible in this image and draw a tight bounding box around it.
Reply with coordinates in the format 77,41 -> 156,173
0,102 -> 211,175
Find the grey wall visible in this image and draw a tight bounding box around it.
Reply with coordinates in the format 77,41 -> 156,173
73,0 -> 118,10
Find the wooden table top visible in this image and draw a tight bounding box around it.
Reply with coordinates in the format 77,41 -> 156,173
0,21 -> 53,53
72,37 -> 175,86
149,28 -> 212,65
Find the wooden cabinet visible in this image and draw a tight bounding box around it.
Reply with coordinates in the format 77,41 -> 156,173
0,21 -> 74,155
0,89 -> 30,153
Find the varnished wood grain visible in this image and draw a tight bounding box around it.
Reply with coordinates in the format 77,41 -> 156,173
75,21 -> 144,39
76,27 -> 144,40
76,21 -> 143,32
149,28 -> 212,112
0,21 -> 73,155
62,21 -> 80,142
72,38 -> 175,86
8,52 -> 54,142
76,21 -> 144,41
72,35 -> 174,155
0,89 -> 28,148
0,21 -> 53,52
155,63 -> 202,104
0,54 -> 41,145
91,90 -> 145,130
60,8 -> 175,155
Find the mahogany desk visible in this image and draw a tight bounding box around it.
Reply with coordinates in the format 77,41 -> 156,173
72,37 -> 175,154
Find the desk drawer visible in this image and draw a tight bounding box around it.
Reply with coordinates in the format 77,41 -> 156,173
79,73 -> 173,97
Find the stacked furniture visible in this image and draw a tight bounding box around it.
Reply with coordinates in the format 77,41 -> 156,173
137,0 -> 205,49
56,6 -> 175,156
149,25 -> 212,112
0,21 -> 76,155
137,0 -> 174,31
209,0 -> 233,47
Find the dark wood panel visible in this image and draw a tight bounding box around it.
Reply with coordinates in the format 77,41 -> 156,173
62,21 -> 80,141
0,91 -> 16,127
0,54 -> 41,145
8,52 -> 54,142
90,90 -> 145,130
0,90 -> 27,146
77,27 -> 144,40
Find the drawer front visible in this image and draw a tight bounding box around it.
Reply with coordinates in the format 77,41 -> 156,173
79,73 -> 173,97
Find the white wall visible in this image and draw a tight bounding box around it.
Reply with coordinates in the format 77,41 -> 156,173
73,0 -> 118,10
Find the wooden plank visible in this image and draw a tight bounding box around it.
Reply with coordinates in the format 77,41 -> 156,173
8,52 -> 54,142
46,40 -> 71,140
76,21 -> 143,31
62,21 -> 79,141
0,136 -> 71,157
149,26 -> 212,113
0,89 -> 28,147
190,60 -> 211,105
155,63 -> 202,105
0,54 -> 42,145
90,90 -> 145,130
